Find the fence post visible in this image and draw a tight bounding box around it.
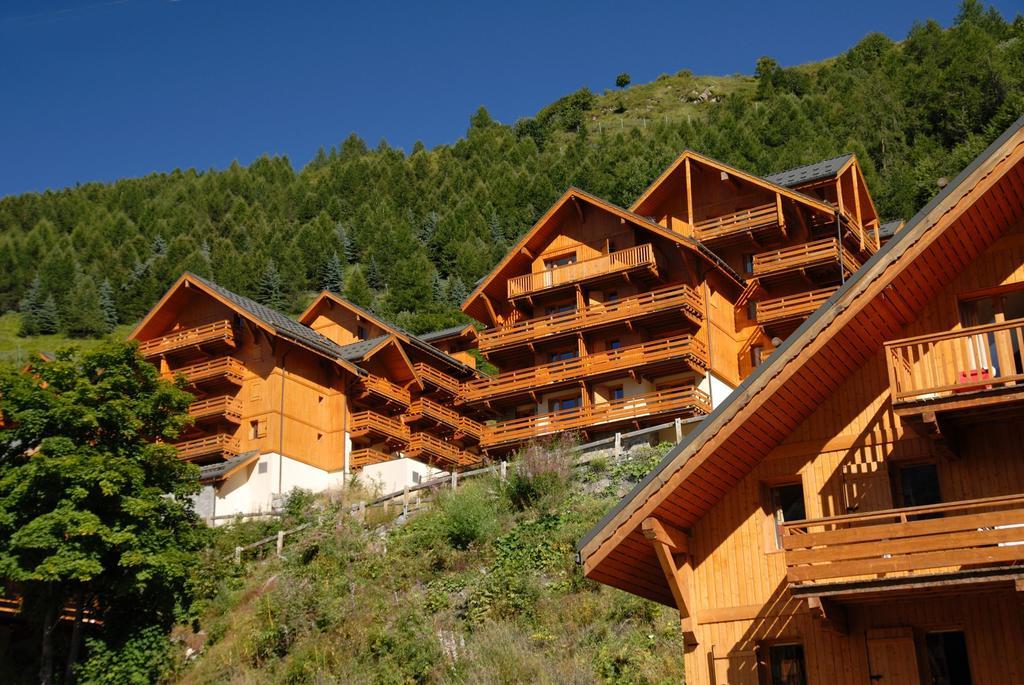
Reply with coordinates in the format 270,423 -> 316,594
614,432 -> 622,459
674,417 -> 683,443
276,530 -> 285,558
402,486 -> 409,517
357,501 -> 365,522
451,469 -> 458,491
234,546 -> 242,564
499,460 -> 508,482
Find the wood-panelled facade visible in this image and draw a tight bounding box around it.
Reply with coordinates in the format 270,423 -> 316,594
578,117 -> 1024,684
462,152 -> 885,455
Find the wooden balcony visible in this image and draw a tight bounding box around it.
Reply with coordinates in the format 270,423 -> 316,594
782,494 -> 1024,600
482,385 -> 711,448
838,208 -> 880,253
458,415 -> 484,442
188,395 -> 243,424
464,334 -> 709,403
751,238 -> 860,287
167,357 -> 245,388
693,202 -> 782,246
138,320 -> 236,359
413,363 -> 464,397
355,374 -> 411,409
405,432 -> 478,468
349,411 -> 410,446
756,287 -> 838,334
478,283 -> 703,354
350,447 -> 394,469
174,433 -> 240,463
507,244 -> 658,300
405,397 -> 462,432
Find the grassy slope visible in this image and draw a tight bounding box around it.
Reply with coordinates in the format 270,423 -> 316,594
0,312 -> 133,365
177,445 -> 685,685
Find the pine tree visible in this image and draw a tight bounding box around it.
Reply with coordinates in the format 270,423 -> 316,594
365,255 -> 385,290
446,275 -> 470,307
256,259 -> 286,311
431,272 -> 444,303
320,252 -> 345,294
488,210 -> 504,245
98,279 -> 118,332
418,211 -> 438,244
342,228 -> 358,264
150,234 -> 167,257
63,275 -> 107,338
343,265 -> 374,309
37,294 -> 61,335
18,275 -> 43,337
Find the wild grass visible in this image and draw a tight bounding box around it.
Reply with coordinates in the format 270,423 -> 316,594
0,312 -> 132,365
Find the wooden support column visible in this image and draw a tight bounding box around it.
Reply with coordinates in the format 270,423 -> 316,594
852,169 -> 864,250
480,292 -> 500,328
684,158 -> 694,233
642,517 -> 697,646
776,193 -> 787,239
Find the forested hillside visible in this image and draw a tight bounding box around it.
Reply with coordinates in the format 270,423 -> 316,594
0,2 -> 1021,340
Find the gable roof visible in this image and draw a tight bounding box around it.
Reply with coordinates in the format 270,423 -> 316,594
577,115 -> 1024,606
878,219 -> 905,241
198,450 -> 260,484
418,324 -> 477,344
335,335 -> 391,361
299,292 -> 479,378
763,153 -> 855,188
462,186 -> 745,323
130,273 -> 366,376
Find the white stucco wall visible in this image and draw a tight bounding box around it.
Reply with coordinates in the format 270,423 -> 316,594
360,457 -> 446,498
700,371 -> 736,409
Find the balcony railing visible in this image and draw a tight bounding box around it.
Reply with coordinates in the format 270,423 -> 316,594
839,209 -> 879,253
356,374 -> 411,408
482,385 -> 711,448
167,357 -> 246,387
138,320 -> 236,358
756,287 -> 838,327
693,202 -> 780,244
406,397 -> 463,432
464,334 -> 708,403
458,415 -> 484,442
507,244 -> 657,299
174,433 -> 240,462
412,363 -> 464,396
752,238 -> 860,280
188,395 -> 243,424
405,432 -> 478,468
885,317 -> 1024,403
349,447 -> 394,469
477,283 -> 704,354
349,411 -> 410,445
782,494 -> 1024,586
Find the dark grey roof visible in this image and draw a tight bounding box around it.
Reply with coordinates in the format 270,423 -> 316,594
577,114 -> 1024,557
419,324 -> 473,343
335,335 -> 390,361
198,450 -> 260,483
763,153 -> 854,188
879,220 -> 904,240
188,273 -> 361,368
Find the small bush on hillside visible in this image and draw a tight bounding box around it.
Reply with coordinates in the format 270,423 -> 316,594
78,626 -> 176,685
437,480 -> 502,549
503,435 -> 576,510
608,442 -> 672,485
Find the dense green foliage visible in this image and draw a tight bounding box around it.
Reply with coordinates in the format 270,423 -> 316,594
0,342 -> 207,683
0,3 -> 1020,340
179,443 -> 685,684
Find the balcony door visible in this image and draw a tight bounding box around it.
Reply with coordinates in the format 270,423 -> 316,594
959,288 -> 1024,381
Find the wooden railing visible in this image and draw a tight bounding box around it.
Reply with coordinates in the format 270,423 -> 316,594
406,397 -> 463,431
694,203 -> 780,243
406,432 -> 478,467
357,374 -> 411,407
349,411 -> 410,444
752,238 -> 860,279
782,494 -> 1024,585
839,209 -> 879,253
464,335 -> 708,402
507,244 -> 656,299
458,416 -> 484,441
188,395 -> 243,423
478,284 -> 703,353
174,433 -> 240,462
482,385 -> 711,448
756,287 -> 838,326
412,363 -> 464,396
350,447 -> 394,469
138,320 -> 235,358
168,357 -> 246,387
885,317 -> 1024,403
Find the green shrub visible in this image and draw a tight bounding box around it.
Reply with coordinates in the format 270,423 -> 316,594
437,481 -> 502,549
78,626 -> 175,685
503,436 -> 575,510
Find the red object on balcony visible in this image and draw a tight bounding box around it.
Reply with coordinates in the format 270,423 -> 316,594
955,368 -> 992,392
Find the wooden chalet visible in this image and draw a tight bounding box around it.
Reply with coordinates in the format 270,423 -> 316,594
578,116 -> 1024,684
462,151 -> 888,455
130,275 -> 483,519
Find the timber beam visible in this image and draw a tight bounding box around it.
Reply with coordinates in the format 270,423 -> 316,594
642,517 -> 697,646
807,596 -> 848,635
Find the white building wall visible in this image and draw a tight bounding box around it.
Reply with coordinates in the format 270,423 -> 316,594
360,458 -> 446,498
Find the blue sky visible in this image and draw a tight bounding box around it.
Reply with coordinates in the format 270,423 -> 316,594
0,0 -> 1018,197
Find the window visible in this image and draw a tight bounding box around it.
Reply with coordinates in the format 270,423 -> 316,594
545,302 -> 576,316
549,396 -> 580,413
925,631 -> 972,685
748,301 -> 758,321
960,287 -> 1024,379
411,471 -> 421,485
761,643 -> 807,685
893,462 -> 942,520
257,461 -> 268,474
550,349 -> 577,363
605,290 -> 619,302
608,339 -> 622,351
357,325 -> 366,341
751,345 -> 765,368
544,253 -> 576,269
769,482 -> 806,549
249,420 -> 260,440
609,386 -> 625,401
743,253 -> 755,274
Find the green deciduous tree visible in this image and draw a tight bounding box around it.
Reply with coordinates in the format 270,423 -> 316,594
615,72 -> 631,88
0,342 -> 204,683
